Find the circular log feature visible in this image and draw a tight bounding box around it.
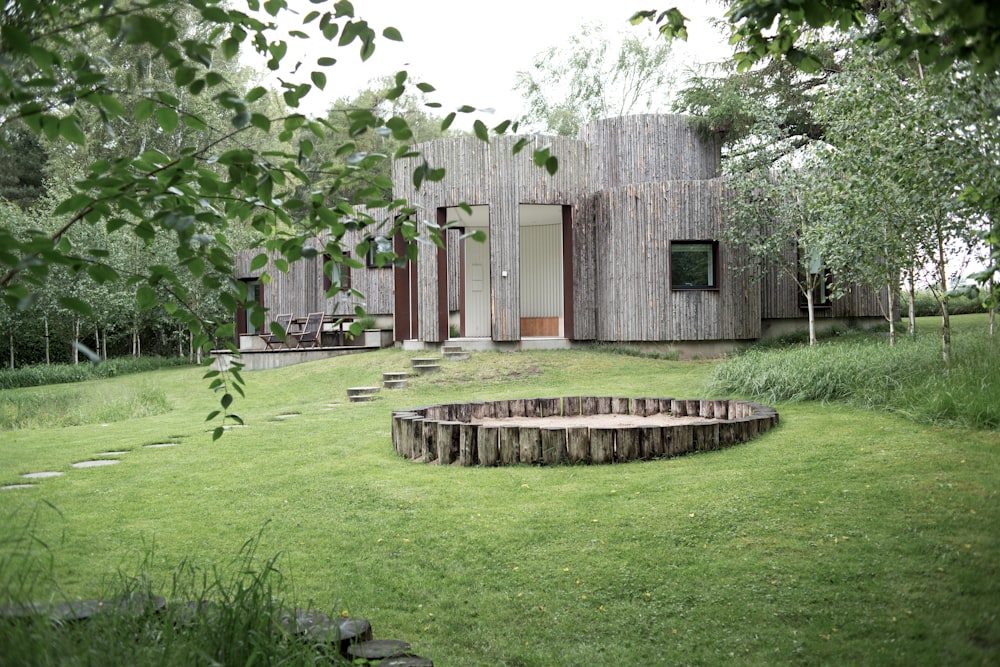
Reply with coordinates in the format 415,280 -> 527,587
392,398 -> 778,466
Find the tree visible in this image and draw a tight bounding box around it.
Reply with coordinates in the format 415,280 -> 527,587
514,22 -> 675,136
0,0 -> 546,434
636,0 -> 1000,304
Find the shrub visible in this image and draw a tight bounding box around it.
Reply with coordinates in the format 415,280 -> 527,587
0,356 -> 191,391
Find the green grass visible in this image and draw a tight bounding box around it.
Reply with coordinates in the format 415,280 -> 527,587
1,320 -> 998,666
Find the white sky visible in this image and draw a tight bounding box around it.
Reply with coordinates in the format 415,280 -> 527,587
259,0 -> 732,126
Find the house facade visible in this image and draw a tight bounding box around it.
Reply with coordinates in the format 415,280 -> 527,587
236,114 -> 886,355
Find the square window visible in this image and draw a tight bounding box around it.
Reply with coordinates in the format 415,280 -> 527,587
670,241 -> 718,289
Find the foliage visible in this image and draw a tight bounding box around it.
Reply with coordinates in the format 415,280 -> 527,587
0,355 -> 189,390
1,346 -> 997,665
0,0 -> 547,432
634,0 -> 1000,74
710,314 -> 1000,428
514,22 -> 675,136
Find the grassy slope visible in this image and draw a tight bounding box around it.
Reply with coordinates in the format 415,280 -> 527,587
1,325 -> 997,666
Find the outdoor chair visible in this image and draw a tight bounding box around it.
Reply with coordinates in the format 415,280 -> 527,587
291,311 -> 325,348
260,313 -> 293,350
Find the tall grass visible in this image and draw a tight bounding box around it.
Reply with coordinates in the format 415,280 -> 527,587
0,356 -> 191,391
710,316 -> 1000,428
0,384 -> 170,430
0,510 -> 349,666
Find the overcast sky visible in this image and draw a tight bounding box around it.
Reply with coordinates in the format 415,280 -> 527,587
261,0 -> 732,125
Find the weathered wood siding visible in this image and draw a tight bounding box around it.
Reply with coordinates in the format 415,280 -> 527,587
233,226 -> 395,318
579,114 -> 722,189
759,249 -> 890,320
234,243 -> 331,316
393,135 -> 592,342
593,180 -> 761,341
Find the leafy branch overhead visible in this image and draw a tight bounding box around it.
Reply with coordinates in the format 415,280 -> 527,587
0,0 -> 544,437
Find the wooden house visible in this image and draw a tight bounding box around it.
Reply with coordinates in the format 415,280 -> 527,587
235,114 -> 885,356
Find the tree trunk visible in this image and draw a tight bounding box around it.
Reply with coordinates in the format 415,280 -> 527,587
44,315 -> 50,365
72,319 -> 80,364
806,286 -> 816,346
8,332 -> 13,369
935,220 -> 951,368
907,266 -> 917,336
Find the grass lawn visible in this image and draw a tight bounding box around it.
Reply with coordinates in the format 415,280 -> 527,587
1,317 -> 998,665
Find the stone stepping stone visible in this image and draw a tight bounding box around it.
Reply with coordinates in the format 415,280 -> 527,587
72,459 -> 119,468
97,451 -> 129,456
21,471 -> 63,479
272,413 -> 299,420
144,443 -> 178,448
442,346 -> 470,361
52,594 -> 166,622
1,484 -> 35,491
347,639 -> 412,661
380,656 -> 434,667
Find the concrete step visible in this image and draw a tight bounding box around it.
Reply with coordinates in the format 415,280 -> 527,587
383,379 -> 408,389
410,356 -> 442,367
382,371 -> 409,381
441,345 -> 464,353
443,351 -> 470,361
347,386 -> 380,402
411,364 -> 441,375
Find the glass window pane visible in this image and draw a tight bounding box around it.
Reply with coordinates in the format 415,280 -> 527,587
671,243 -> 715,288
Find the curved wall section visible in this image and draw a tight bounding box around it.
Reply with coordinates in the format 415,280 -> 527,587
579,115 -> 722,189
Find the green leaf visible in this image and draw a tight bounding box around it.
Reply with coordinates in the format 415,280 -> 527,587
59,117 -> 86,145
473,120 -> 489,142
58,296 -> 93,316
311,71 -> 327,90
212,426 -> 224,441
136,286 -> 157,310
317,56 -> 337,66
135,99 -> 155,121
221,393 -> 233,409
155,107 -> 179,133
383,26 -> 403,41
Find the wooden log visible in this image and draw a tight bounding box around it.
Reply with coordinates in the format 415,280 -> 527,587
491,400 -> 511,418
581,396 -> 598,416
395,416 -> 412,458
477,426 -> 499,466
519,427 -> 542,464
615,427 -> 640,462
711,400 -> 729,420
541,427 -> 566,465
672,424 -> 694,456
451,402 -> 473,423
629,397 -> 648,417
566,427 -> 590,463
564,396 -> 581,416
498,426 -> 519,465
436,422 -> 460,465
693,422 -> 720,451
459,423 -> 477,465
508,399 -> 527,418
658,398 -> 673,415
698,400 -> 713,418
470,401 -> 488,419
411,418 -> 427,462
685,399 -> 700,417
423,419 -> 438,462
659,426 -> 674,458
639,426 -> 663,459
523,398 -> 540,418
590,428 -> 615,464
539,397 -> 561,417
611,397 -> 630,415
596,396 -> 613,414
671,399 -> 687,416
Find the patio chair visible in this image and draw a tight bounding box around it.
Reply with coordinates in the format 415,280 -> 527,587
291,311 -> 325,348
260,313 -> 293,350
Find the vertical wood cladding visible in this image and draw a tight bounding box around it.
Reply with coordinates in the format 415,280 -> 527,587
593,180 -> 761,341
393,135 -> 591,342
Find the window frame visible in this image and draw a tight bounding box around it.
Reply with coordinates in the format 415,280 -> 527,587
669,240 -> 720,291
